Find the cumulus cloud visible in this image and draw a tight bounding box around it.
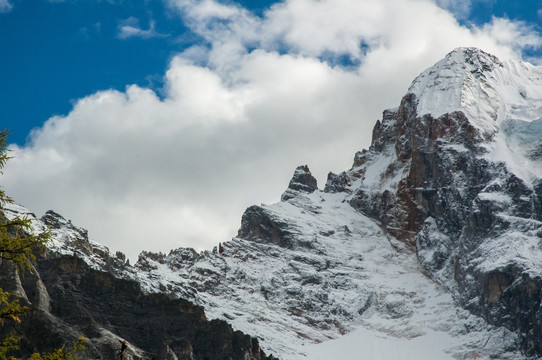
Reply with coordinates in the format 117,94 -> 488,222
476,17 -> 542,52
4,0 -> 542,260
0,0 -> 13,13
117,17 -> 168,40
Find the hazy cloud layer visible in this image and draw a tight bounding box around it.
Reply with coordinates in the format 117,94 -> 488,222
4,0 -> 542,259
117,17 -> 168,39
0,0 -> 12,13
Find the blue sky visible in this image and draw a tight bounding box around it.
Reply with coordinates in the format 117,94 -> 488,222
467,1 -> 542,58
2,0 -> 541,145
1,0 -> 542,258
1,0 -> 186,144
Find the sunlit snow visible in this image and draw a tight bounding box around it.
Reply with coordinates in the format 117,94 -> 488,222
409,47 -> 542,185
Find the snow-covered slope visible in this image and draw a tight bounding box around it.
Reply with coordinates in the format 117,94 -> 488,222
5,191 -> 524,359
134,188 -> 523,359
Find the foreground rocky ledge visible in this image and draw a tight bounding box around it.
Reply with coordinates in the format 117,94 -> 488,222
0,252 -> 275,360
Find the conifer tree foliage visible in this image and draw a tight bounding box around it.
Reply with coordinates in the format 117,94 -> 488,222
0,130 -> 47,333
0,130 -> 89,360
0,130 -> 48,270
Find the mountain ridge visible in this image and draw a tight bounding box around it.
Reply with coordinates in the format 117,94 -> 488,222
0,204 -> 276,360
3,47 -> 542,359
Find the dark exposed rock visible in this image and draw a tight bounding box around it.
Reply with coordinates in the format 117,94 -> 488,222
237,205 -> 294,248
281,165 -> 318,201
324,171 -> 351,194
454,265 -> 542,357
0,253 -> 275,360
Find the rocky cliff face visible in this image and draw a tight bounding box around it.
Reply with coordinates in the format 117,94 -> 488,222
325,47 -> 542,356
341,94 -> 542,355
0,206 -> 274,360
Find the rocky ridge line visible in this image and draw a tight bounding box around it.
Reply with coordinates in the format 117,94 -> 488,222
0,204 -> 275,360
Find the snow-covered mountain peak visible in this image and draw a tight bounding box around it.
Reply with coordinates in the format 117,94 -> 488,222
408,47 -> 542,141
406,47 -> 542,184
408,48 -> 501,123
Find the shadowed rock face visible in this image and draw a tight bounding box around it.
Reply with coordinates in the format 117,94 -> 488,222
339,93 -> 489,246
237,205 -> 295,248
0,253 -> 275,360
239,165 -> 320,249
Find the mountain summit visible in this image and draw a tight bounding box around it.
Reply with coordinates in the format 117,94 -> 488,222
409,47 -> 542,183
326,46 -> 542,356
3,48 -> 542,359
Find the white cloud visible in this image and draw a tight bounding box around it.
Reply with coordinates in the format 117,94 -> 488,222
3,0 -> 542,260
117,17 -> 167,40
476,17 -> 542,53
0,0 -> 13,13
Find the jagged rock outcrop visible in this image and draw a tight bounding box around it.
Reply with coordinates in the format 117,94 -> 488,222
238,166 -> 320,249
281,165 -> 318,201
